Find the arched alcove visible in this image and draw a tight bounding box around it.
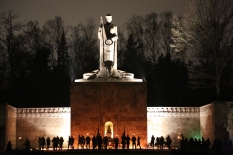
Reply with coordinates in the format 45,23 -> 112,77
105,121 -> 113,138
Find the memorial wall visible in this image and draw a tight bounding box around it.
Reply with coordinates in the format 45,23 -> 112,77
147,107 -> 200,147
1,102 -> 233,150
0,104 -> 70,150
16,107 -> 70,149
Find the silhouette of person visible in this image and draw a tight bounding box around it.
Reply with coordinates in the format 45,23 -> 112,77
80,135 -> 85,149
5,141 -> 12,154
92,135 -> 96,150
86,135 -> 91,149
52,137 -> 56,150
137,136 -> 141,149
121,133 -> 126,149
205,138 -> 211,150
166,135 -> 172,149
59,137 -> 64,150
151,135 -> 155,148
114,135 -> 119,150
68,136 -> 71,149
38,137 -> 42,150
55,136 -> 59,150
41,136 -> 45,150
70,136 -> 74,149
24,138 -> 30,151
78,135 -> 81,149
132,135 -> 136,149
97,134 -> 102,150
46,137 -> 50,150
126,135 -> 130,149
189,137 -> 194,148
103,135 -> 108,149
156,137 -> 160,149
160,136 -> 164,149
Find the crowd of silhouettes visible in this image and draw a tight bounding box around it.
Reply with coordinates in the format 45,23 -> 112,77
149,135 -> 172,149
180,135 -> 211,150
179,135 -> 233,154
37,136 -> 64,150
9,133 -> 232,154
77,135 -> 87,149
67,133 -> 142,150
212,138 -> 233,154
120,133 -> 141,149
17,133 -> 142,151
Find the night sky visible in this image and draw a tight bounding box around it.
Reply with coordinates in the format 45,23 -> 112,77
0,0 -> 190,27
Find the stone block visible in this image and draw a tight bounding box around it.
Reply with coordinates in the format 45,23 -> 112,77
70,82 -> 147,147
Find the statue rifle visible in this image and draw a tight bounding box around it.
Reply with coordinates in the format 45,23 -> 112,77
100,17 -> 107,40
100,17 -> 106,62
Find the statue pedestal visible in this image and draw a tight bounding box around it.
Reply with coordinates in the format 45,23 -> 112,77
70,81 -> 147,147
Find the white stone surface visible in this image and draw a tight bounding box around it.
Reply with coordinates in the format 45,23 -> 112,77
147,107 -> 200,147
16,107 -> 70,149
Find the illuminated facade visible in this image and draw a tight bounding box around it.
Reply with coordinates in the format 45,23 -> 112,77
1,101 -> 233,150
147,107 -> 200,146
70,81 -> 147,148
0,104 -> 70,150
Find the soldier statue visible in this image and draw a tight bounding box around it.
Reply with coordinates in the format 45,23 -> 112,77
97,14 -> 119,77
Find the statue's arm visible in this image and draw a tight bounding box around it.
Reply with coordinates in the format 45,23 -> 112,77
111,26 -> 118,41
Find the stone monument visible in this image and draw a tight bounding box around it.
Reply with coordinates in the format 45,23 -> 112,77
76,14 -> 139,82
71,14 -> 147,147
98,14 -> 118,74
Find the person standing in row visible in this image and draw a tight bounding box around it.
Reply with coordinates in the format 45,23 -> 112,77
86,134 -> 91,149
59,137 -> 64,150
46,137 -> 50,149
5,141 -> 12,154
132,135 -> 136,149
137,136 -> 141,149
24,138 -> 30,151
114,135 -> 119,149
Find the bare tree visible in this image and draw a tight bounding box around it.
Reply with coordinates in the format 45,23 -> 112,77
171,0 -> 233,100
158,11 -> 188,63
0,10 -> 25,79
125,12 -> 176,66
24,20 -> 43,54
143,12 -> 160,66
125,14 -> 145,59
69,19 -> 98,79
42,16 -> 65,69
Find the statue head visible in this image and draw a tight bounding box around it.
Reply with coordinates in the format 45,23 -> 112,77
105,14 -> 112,23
